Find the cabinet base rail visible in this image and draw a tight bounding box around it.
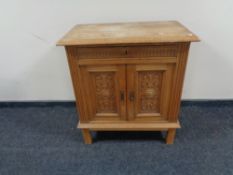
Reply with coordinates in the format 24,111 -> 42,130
78,121 -> 180,144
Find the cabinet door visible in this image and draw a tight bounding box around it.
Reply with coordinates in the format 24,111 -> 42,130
127,64 -> 175,121
80,65 -> 126,122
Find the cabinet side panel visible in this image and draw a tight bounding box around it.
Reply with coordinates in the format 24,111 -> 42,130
168,42 -> 190,122
65,46 -> 89,122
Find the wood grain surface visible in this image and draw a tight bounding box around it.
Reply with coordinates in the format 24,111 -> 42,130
57,21 -> 200,46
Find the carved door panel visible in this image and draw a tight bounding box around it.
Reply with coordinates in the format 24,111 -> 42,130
127,64 -> 175,121
80,65 -> 126,121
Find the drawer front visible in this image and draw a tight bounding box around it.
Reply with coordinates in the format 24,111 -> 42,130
76,44 -> 178,59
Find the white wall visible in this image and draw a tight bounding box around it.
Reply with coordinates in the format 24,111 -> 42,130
0,0 -> 233,101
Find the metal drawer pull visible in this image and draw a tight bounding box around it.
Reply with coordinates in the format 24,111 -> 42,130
129,92 -> 135,101
120,91 -> 125,101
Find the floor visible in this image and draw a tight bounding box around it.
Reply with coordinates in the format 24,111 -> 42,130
0,101 -> 232,175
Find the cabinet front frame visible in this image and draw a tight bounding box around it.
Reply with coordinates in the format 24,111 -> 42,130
65,43 -> 190,124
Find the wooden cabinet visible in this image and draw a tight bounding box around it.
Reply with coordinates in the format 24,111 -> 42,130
57,21 -> 200,144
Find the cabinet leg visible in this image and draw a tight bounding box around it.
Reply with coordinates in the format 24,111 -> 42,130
166,129 -> 176,144
81,129 -> 92,144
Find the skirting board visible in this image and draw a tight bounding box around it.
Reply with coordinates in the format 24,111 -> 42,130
0,100 -> 233,108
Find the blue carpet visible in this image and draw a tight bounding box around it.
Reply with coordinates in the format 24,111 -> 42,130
0,102 -> 232,175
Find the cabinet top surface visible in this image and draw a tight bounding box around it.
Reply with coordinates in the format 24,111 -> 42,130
57,21 -> 200,46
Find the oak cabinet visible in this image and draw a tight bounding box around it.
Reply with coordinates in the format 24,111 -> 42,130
57,21 -> 200,144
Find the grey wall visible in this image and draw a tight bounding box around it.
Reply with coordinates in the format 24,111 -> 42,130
0,0 -> 233,101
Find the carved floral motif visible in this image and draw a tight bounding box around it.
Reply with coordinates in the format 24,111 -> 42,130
94,72 -> 116,113
139,71 -> 162,113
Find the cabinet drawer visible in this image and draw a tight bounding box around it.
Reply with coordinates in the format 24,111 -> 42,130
75,44 -> 178,59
